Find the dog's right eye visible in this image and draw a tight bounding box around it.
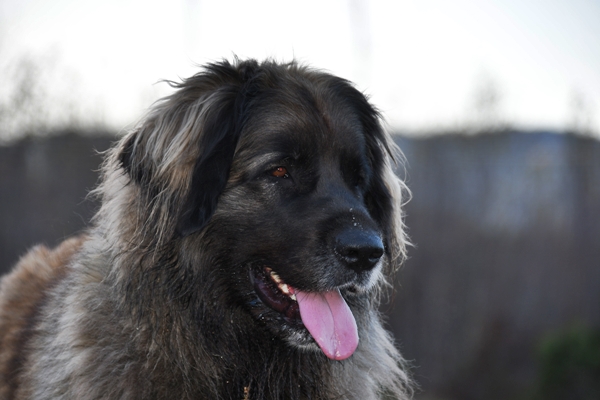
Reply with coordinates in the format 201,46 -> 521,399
270,167 -> 290,179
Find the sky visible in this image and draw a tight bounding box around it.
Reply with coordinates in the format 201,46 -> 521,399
0,0 -> 599,139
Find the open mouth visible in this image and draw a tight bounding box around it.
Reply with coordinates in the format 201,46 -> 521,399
250,266 -> 359,361
250,266 -> 300,321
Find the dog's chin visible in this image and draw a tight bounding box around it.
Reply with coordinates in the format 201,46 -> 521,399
247,263 -> 380,356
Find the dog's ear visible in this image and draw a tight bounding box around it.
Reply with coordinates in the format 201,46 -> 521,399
115,60 -> 259,238
117,90 -> 243,238
332,82 -> 394,228
334,81 -> 409,269
176,61 -> 261,236
367,133 -> 410,271
176,93 -> 241,236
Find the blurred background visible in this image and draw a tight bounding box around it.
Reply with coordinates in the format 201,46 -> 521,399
1,1 -> 599,398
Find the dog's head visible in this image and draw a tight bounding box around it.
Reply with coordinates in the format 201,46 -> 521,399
114,59 -> 408,360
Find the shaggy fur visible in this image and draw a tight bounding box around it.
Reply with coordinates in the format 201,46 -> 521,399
0,59 -> 412,399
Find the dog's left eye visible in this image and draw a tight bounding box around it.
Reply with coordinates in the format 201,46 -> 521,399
352,171 -> 364,188
270,167 -> 290,179
347,168 -> 366,190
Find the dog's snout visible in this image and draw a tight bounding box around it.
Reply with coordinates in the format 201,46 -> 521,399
335,230 -> 384,272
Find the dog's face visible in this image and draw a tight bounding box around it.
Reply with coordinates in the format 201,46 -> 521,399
214,94 -> 391,359
118,60 -> 403,361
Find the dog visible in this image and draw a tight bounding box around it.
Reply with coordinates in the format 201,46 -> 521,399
0,59 -> 412,399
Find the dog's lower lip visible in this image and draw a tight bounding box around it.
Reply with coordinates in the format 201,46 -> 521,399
249,267 -> 300,321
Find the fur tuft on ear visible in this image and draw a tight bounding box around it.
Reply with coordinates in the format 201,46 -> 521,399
118,131 -> 148,187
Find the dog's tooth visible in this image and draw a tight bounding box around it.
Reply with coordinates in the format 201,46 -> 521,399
279,283 -> 290,294
266,269 -> 297,300
270,271 -> 282,284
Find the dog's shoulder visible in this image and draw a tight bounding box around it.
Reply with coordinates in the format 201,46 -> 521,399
0,235 -> 86,397
0,235 -> 86,307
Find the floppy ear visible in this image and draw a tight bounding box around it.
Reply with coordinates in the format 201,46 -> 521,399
176,95 -> 241,236
176,61 -> 260,236
335,81 -> 410,269
117,92 -> 242,238
370,144 -> 409,270
332,81 -> 395,234
115,61 -> 258,238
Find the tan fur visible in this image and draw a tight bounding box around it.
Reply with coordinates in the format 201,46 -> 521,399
0,236 -> 85,398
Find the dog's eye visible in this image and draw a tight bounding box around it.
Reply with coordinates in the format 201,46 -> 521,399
348,168 -> 366,190
271,167 -> 290,179
353,171 -> 364,188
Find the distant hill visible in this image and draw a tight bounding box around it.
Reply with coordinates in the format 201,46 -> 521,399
0,132 -> 114,272
391,131 -> 600,398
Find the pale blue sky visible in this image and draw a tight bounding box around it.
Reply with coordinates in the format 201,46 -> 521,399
1,0 -> 599,137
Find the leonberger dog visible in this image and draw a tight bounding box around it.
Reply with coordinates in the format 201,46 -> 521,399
0,59 -> 412,399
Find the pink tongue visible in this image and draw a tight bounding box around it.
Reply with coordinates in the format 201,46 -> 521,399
295,289 -> 358,360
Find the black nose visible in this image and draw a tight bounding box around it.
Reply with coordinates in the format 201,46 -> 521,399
334,230 -> 384,272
